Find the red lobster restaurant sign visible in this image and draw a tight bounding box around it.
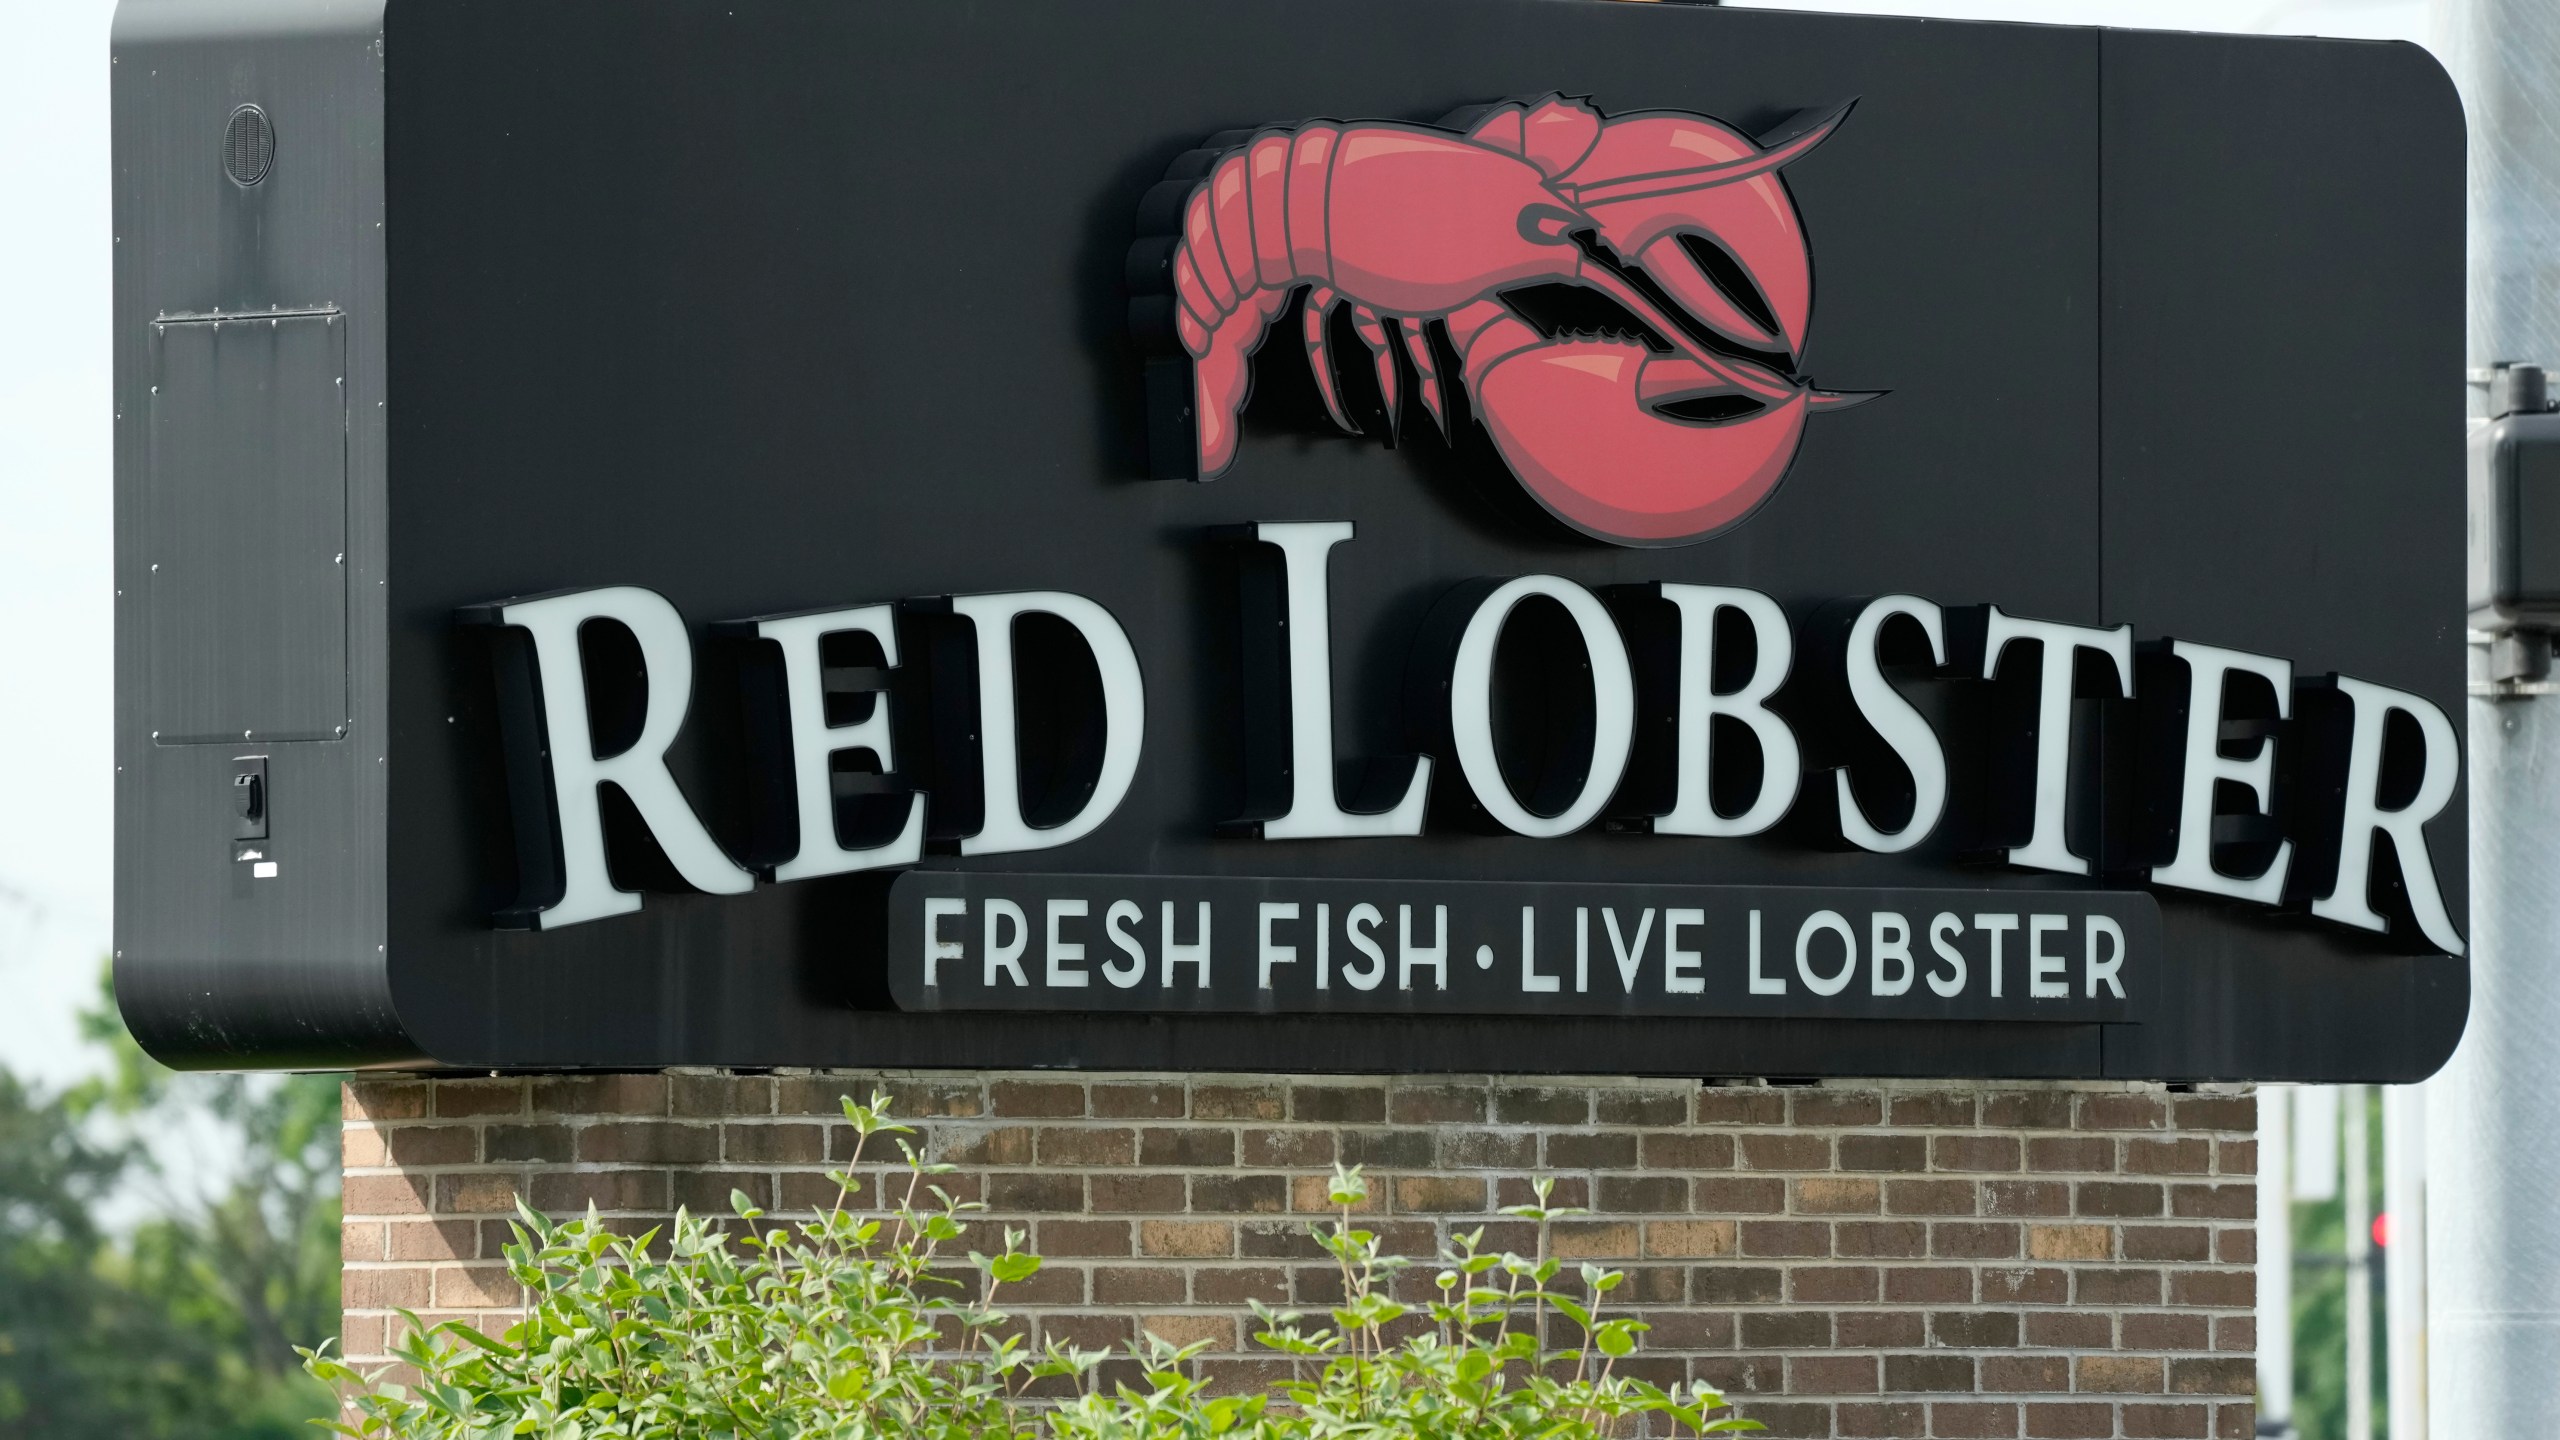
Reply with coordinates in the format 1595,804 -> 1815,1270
111,0 -> 2464,1082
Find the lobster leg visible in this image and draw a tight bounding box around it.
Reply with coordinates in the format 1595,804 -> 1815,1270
1302,286 -> 1359,435
1348,306 -> 1400,441
1399,317 -> 1450,442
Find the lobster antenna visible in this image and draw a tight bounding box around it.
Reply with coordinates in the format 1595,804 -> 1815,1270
1563,98 -> 1856,209
1807,387 -> 1887,411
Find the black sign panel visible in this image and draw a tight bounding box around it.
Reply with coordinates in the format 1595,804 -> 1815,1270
110,0 -> 2467,1080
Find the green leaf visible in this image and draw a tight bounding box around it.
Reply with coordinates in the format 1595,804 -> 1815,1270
443,1324 -> 521,1355
1327,1163 -> 1369,1208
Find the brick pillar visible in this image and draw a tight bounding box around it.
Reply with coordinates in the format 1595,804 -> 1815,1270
340,1074 -> 2256,1439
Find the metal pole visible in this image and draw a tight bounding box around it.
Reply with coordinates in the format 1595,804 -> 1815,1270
2296,1085 -> 2340,1203
2429,0 -> 2560,1433
2259,1085 -> 2297,1437
2346,1085 -> 2374,1440
2385,1084 -> 2428,1440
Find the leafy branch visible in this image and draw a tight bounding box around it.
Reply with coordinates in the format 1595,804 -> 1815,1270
307,1094 -> 1758,1440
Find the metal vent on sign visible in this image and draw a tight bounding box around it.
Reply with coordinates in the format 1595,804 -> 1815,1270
222,104 -> 273,186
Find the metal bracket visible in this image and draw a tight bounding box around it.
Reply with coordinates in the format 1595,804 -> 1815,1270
2470,629 -> 2560,694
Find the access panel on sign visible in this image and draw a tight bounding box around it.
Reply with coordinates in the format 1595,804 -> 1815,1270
146,313 -> 348,745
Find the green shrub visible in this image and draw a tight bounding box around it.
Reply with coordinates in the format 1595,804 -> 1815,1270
307,1092 -> 1756,1439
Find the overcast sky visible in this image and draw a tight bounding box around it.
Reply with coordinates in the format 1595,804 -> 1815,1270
0,0 -> 2433,1086
0,0 -> 118,1086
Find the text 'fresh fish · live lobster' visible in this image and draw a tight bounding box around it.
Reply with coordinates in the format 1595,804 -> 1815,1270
1128,93 -> 1879,547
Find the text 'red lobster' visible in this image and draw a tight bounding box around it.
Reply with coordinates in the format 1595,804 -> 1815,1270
1129,94 -> 1877,547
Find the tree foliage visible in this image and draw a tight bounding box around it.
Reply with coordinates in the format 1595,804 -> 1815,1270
0,968 -> 341,1439
2287,1086 -> 2385,1440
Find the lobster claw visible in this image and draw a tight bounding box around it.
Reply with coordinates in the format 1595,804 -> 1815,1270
1464,317 -> 1812,546
1561,104 -> 1852,358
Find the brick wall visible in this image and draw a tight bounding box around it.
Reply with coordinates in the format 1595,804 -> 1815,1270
340,1073 -> 2256,1439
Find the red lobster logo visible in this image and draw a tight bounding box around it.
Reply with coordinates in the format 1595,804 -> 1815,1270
1131,94 -> 1876,546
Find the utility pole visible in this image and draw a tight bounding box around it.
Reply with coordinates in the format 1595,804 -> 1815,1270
2384,1085 -> 2427,1440
2258,1087 -> 2297,1439
2345,1086 -> 2374,1440
2429,0 -> 2560,1435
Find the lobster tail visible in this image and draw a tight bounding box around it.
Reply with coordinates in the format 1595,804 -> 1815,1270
1128,112 -> 1594,479
1128,122 -> 1348,478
